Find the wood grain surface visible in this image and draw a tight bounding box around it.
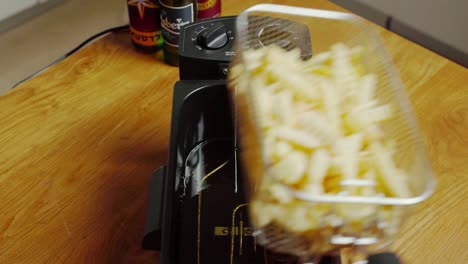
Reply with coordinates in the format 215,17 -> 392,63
0,0 -> 467,263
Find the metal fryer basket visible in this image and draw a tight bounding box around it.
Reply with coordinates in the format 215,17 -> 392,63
229,4 -> 436,262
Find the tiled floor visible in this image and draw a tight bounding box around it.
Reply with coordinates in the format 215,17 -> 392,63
0,0 -> 128,95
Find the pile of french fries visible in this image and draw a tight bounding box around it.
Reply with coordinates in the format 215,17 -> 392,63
230,43 -> 410,232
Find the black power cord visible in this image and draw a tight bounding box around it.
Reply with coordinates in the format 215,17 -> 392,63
11,24 -> 129,89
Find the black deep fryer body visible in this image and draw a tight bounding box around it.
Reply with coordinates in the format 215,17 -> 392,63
144,80 -> 299,263
162,80 -> 235,264
142,81 -> 400,264
142,15 -> 401,264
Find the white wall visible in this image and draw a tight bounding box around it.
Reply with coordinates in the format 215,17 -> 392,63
0,0 -> 39,21
356,0 -> 468,54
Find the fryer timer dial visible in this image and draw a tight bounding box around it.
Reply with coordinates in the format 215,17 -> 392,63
191,22 -> 233,50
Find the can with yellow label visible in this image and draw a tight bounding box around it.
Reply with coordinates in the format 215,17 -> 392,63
127,0 -> 163,53
197,0 -> 221,20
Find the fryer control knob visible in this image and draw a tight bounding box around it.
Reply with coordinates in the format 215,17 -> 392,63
197,23 -> 228,50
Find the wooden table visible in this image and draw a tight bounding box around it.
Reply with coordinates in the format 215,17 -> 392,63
0,0 -> 466,263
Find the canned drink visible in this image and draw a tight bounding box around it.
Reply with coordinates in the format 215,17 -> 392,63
197,0 -> 221,20
127,0 -> 163,53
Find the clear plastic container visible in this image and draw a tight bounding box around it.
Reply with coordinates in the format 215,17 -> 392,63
228,4 -> 436,262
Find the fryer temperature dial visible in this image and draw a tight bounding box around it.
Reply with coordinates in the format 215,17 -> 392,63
197,23 -> 229,50
191,22 -> 234,51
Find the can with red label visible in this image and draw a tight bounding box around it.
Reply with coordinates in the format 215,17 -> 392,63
197,0 -> 221,20
127,0 -> 163,53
